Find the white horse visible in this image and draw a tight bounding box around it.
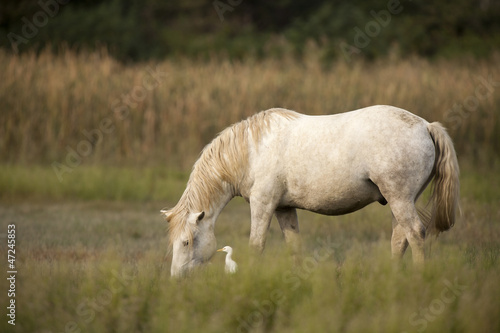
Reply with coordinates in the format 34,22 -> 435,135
162,105 -> 460,277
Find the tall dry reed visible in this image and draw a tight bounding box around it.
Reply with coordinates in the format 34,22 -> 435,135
1,48 -> 498,168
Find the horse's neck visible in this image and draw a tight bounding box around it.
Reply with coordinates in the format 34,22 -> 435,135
183,178 -> 234,219
185,147 -> 244,219
208,184 -> 234,218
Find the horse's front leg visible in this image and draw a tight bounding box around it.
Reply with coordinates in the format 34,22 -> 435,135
249,196 -> 277,253
275,208 -> 302,256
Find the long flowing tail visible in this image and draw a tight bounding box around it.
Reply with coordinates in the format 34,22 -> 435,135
427,122 -> 460,234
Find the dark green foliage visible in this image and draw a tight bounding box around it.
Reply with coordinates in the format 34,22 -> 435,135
1,0 -> 499,61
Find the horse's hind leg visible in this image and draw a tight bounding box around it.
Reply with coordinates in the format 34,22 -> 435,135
275,208 -> 302,256
391,213 -> 409,259
390,201 -> 425,265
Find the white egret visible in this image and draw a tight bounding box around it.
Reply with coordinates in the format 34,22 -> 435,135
217,246 -> 238,274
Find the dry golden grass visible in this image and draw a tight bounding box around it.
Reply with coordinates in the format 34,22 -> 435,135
1,48 -> 499,169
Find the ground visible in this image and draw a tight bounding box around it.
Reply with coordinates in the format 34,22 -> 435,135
0,165 -> 499,333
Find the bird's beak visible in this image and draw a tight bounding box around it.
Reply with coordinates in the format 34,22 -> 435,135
217,248 -> 223,252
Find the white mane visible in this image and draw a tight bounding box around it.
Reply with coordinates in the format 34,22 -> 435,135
167,109 -> 300,245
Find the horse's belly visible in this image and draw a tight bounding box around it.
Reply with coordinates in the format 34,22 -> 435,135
305,199 -> 374,215
281,177 -> 384,216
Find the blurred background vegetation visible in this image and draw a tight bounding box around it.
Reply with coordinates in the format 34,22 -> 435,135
1,3 -> 499,332
1,0 -> 499,191
2,0 -> 500,61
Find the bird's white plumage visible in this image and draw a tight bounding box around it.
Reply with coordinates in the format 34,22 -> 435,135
217,246 -> 237,274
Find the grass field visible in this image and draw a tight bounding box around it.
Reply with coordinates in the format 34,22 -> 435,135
1,50 -> 499,332
1,164 -> 499,333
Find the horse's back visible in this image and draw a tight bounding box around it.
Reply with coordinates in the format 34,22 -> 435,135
281,105 -> 432,172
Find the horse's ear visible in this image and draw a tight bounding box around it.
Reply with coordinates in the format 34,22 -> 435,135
187,211 -> 205,225
196,211 -> 205,222
161,209 -> 173,222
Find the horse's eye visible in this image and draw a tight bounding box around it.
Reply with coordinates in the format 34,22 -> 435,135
183,240 -> 189,247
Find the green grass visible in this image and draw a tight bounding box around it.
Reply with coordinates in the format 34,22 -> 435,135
0,164 -> 499,333
2,163 -> 499,204
0,164 -> 189,203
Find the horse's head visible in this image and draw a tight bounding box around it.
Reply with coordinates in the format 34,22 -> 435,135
163,209 -> 217,277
